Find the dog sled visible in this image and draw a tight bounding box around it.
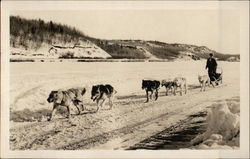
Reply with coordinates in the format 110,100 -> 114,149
211,67 -> 223,85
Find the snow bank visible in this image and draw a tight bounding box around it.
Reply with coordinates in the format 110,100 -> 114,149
191,100 -> 240,149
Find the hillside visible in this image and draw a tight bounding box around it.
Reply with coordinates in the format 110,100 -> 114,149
90,39 -> 240,61
10,16 -> 240,61
10,16 -> 111,59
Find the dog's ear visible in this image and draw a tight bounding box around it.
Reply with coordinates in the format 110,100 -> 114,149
51,91 -> 58,94
54,91 -> 63,104
92,85 -> 98,92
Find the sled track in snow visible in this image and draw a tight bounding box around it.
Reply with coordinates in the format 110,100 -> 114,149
57,111 -> 177,149
55,100 -> 211,150
10,84 -> 230,150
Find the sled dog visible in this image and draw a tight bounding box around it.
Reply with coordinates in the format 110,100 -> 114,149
47,87 -> 86,120
161,79 -> 175,96
173,77 -> 187,96
142,80 -> 160,102
91,84 -> 117,112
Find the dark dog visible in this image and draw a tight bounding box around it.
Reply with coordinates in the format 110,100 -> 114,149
161,79 -> 175,96
47,87 -> 86,121
142,80 -> 160,102
91,84 -> 117,112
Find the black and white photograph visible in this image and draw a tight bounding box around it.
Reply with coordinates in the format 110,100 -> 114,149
1,1 -> 249,158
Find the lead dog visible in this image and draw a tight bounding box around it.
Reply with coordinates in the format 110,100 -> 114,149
47,87 -> 86,121
198,74 -> 212,91
173,77 -> 187,96
91,84 -> 117,112
142,80 -> 160,102
161,79 -> 175,96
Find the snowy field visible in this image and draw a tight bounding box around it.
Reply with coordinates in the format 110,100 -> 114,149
10,61 -> 238,111
9,61 -> 240,150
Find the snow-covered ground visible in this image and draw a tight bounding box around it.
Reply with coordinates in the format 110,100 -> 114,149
10,61 -> 237,111
190,99 -> 240,149
9,61 -> 240,150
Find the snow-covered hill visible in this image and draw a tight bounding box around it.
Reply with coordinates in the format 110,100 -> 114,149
10,41 -> 111,59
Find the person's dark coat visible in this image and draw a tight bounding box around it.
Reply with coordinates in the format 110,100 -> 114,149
206,57 -> 217,81
206,57 -> 217,71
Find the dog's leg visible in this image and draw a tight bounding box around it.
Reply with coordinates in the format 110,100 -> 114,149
155,90 -> 158,100
150,91 -> 153,100
73,100 -> 81,115
77,100 -> 84,113
109,96 -> 113,110
96,105 -> 100,112
184,83 -> 187,94
76,106 -> 81,115
173,86 -> 177,96
170,86 -> 174,95
145,90 -> 149,103
78,101 -> 85,112
207,79 -> 212,90
166,87 -> 169,96
66,106 -> 71,119
180,86 -> 183,96
95,99 -> 101,112
48,104 -> 58,121
101,98 -> 106,107
108,98 -> 112,109
201,82 -> 204,91
200,83 -> 203,92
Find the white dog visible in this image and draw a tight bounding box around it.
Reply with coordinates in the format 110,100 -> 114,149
173,77 -> 187,96
198,74 -> 212,91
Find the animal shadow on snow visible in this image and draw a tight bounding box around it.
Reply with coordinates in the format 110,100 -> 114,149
116,93 -> 168,105
10,106 -> 97,123
116,94 -> 145,100
188,84 -> 203,90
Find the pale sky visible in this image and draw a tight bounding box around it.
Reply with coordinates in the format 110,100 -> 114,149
12,10 -> 240,54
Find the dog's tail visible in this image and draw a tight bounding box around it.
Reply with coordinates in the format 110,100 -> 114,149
113,90 -> 118,94
81,88 -> 86,96
198,72 -> 201,77
185,78 -> 187,93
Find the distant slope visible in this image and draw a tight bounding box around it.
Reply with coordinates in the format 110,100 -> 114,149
90,39 -> 240,61
10,16 -> 111,59
10,16 -> 239,61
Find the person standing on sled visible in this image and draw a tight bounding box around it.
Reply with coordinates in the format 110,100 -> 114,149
206,53 -> 218,85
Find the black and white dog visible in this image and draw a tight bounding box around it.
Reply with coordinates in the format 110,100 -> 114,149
91,84 -> 117,112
